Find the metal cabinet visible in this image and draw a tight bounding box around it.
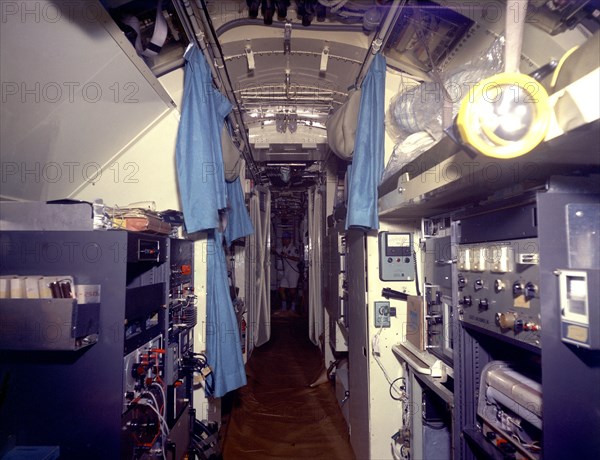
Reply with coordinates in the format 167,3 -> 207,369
0,230 -> 194,459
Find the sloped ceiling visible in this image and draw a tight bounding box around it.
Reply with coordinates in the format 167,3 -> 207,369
0,0 -> 174,201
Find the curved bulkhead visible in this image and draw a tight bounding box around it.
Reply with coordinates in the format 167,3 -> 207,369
1,1 -> 599,459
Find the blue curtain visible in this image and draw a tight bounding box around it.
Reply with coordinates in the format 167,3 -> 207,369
346,53 -> 386,231
206,230 -> 247,397
224,178 -> 254,246
176,45 -> 232,234
175,45 -> 246,397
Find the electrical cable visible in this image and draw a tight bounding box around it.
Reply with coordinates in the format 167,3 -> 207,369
389,376 -> 406,401
140,402 -> 169,459
182,351 -> 215,395
150,382 -> 166,412
372,329 -> 407,400
413,248 -> 421,296
550,45 -> 579,88
135,392 -> 169,460
191,419 -> 221,459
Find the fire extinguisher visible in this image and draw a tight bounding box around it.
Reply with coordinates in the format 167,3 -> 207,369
240,317 -> 246,354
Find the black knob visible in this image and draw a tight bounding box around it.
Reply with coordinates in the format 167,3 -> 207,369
514,319 -> 524,333
458,274 -> 467,289
525,282 -> 537,300
512,281 -> 524,297
460,295 -> 472,307
474,279 -> 484,291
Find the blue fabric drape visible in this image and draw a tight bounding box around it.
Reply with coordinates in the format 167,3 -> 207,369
224,178 -> 254,246
206,230 -> 247,397
346,53 -> 386,231
176,45 -> 246,397
176,45 -> 232,233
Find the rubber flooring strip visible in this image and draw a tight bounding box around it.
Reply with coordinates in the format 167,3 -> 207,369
220,315 -> 356,460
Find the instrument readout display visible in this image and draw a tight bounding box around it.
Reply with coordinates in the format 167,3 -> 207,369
379,232 -> 415,281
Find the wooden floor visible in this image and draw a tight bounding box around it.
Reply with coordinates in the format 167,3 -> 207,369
219,313 -> 356,460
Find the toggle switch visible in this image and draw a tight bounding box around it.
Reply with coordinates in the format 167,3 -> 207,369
459,295 -> 472,307
478,298 -> 489,310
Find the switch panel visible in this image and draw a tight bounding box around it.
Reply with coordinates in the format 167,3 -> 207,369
458,238 -> 541,349
374,300 -> 391,328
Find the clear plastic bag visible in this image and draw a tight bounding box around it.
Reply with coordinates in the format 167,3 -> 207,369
385,36 -> 506,144
382,37 -> 506,183
381,132 -> 438,184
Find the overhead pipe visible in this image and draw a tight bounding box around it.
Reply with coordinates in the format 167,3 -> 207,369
215,18 -> 363,36
171,1 -> 213,76
504,0 -> 528,74
196,0 -> 265,183
173,0 -> 263,184
354,0 -> 405,89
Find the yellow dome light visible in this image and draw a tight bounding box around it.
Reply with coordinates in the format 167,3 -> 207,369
456,73 -> 551,159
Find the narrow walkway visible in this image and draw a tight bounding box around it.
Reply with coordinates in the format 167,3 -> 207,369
220,314 -> 356,460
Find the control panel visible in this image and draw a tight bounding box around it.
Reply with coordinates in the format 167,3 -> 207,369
425,285 -> 454,362
422,227 -> 456,365
166,239 -> 195,425
457,238 -> 541,349
378,232 -> 415,281
122,336 -> 164,413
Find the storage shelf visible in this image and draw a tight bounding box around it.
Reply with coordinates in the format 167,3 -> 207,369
378,120 -> 600,219
378,68 -> 600,219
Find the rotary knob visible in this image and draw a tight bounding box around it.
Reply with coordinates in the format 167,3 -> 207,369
512,281 -> 524,297
496,312 -> 517,329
